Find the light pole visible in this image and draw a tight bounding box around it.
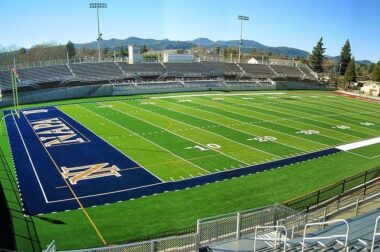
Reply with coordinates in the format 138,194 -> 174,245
89,2 -> 107,62
238,15 -> 249,63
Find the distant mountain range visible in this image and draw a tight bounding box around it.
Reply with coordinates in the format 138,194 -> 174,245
74,37 -> 373,64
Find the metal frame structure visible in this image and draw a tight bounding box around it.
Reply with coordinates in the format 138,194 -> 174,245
11,68 -> 20,118
89,2 -> 107,62
301,219 -> 349,252
253,225 -> 288,252
238,15 -> 249,63
371,216 -> 380,252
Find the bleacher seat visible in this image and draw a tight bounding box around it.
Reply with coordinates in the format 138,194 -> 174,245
17,65 -> 73,86
0,70 -> 12,91
69,62 -> 123,80
118,63 -> 165,76
270,65 -> 303,77
239,64 -> 276,77
164,63 -> 210,77
299,66 -> 317,80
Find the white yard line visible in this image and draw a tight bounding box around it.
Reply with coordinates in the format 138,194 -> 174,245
162,99 -> 329,148
78,104 -> 211,176
336,137 -> 380,151
152,100 -> 308,153
59,106 -> 165,183
191,98 -> 348,144
108,102 -> 250,166
11,112 -> 49,203
121,101 -> 282,159
151,92 -> 286,99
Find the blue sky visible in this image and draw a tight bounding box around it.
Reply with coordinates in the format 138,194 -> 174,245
0,0 -> 379,61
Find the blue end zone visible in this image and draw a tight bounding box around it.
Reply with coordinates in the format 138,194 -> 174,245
5,107 -> 161,215
5,106 -> 342,215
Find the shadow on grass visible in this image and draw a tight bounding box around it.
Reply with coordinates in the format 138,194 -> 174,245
35,216 -> 66,225
0,142 -> 41,252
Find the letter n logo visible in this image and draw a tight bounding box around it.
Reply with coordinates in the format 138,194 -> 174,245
61,163 -> 121,185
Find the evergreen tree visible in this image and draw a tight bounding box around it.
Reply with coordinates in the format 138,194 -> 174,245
338,40 -> 351,75
65,41 -> 76,59
141,44 -> 148,53
19,47 -> 27,55
344,57 -> 356,83
309,37 -> 326,73
371,60 -> 380,81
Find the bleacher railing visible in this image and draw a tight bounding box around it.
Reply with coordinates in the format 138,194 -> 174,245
284,166 -> 380,211
0,57 -> 311,71
301,219 -> 349,252
371,216 -> 380,252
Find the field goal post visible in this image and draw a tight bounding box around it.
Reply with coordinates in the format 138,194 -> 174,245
11,67 -> 21,118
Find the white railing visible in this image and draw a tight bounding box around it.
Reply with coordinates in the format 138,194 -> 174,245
253,225 -> 288,252
301,219 -> 349,252
371,216 -> 380,252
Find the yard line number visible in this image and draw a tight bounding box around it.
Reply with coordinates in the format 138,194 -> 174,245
185,143 -> 221,151
247,136 -> 277,142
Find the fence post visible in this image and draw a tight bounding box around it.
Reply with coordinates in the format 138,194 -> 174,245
195,219 -> 201,251
341,180 -> 346,193
364,171 -> 368,195
355,197 -> 360,216
236,212 -> 241,239
322,207 -> 328,228
150,240 -> 156,252
316,190 -> 320,204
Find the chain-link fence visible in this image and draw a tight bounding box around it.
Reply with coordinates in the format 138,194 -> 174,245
197,204 -> 298,248
284,166 -> 380,211
278,179 -> 380,239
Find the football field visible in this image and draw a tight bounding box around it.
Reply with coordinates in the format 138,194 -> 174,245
60,91 -> 380,181
3,90 -> 380,250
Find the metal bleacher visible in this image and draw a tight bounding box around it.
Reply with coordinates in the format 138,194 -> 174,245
164,62 -> 213,77
0,61 -> 319,93
270,65 -> 304,78
117,62 -> 165,77
209,208 -> 380,252
0,70 -> 12,90
239,64 -> 277,78
68,62 -> 123,80
16,64 -> 73,87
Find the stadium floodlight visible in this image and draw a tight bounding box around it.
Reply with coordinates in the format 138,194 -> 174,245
238,15 -> 249,63
89,2 -> 107,62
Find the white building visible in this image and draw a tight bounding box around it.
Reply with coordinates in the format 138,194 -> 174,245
248,57 -> 259,64
163,51 -> 193,63
128,45 -> 141,64
360,81 -> 380,96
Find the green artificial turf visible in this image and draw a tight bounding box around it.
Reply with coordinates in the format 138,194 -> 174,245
0,90 -> 379,250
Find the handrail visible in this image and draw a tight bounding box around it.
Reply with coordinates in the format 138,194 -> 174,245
302,219 -> 349,252
253,225 -> 288,252
371,216 -> 380,252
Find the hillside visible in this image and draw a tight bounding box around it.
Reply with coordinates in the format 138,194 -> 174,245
74,37 -> 310,58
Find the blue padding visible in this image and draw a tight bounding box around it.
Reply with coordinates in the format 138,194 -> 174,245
5,107 -> 342,215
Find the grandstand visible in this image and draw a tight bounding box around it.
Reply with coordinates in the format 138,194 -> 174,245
239,63 -> 277,78
68,62 -> 124,80
0,61 -> 319,93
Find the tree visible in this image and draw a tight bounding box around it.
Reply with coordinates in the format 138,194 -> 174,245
66,41 -> 76,59
309,37 -> 326,73
19,47 -> 27,55
371,60 -> 380,81
344,57 -> 356,83
103,47 -> 109,56
141,44 -> 148,54
338,40 -> 351,75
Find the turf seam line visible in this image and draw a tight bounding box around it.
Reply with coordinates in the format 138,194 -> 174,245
21,109 -> 108,246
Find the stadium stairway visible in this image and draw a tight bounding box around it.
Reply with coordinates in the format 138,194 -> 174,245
208,208 -> 380,252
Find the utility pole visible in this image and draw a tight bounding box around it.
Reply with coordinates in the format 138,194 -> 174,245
89,2 -> 107,62
238,15 -> 249,63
